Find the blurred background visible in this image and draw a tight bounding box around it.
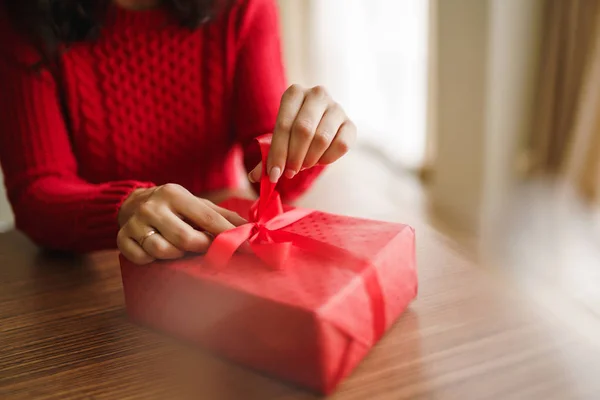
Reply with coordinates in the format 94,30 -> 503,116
1,0 -> 599,321
276,0 -> 600,327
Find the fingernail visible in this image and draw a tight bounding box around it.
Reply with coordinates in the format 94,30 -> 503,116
248,164 -> 261,183
284,169 -> 296,179
269,166 -> 282,183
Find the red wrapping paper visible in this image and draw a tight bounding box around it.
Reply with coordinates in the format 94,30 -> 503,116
119,135 -> 418,394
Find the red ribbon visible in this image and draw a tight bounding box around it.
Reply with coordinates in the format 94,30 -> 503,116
204,135 -> 314,270
204,134 -> 387,345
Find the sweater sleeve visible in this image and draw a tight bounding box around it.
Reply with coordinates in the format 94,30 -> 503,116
231,0 -> 325,202
0,26 -> 154,252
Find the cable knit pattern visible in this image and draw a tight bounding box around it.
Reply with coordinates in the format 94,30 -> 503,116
0,0 -> 323,253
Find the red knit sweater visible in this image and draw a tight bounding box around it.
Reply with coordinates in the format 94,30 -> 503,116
0,0 -> 322,252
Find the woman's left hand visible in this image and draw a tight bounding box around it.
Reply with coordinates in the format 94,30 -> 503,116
249,85 -> 357,183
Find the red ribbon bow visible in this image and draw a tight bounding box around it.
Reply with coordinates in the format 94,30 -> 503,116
204,135 -> 314,269
204,134 -> 387,345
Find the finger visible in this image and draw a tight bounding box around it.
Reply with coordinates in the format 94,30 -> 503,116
151,184 -> 237,235
319,120 -> 357,165
142,232 -> 186,260
248,163 -> 261,183
148,208 -> 214,253
117,229 -> 155,265
135,195 -> 208,254
125,216 -> 186,260
268,84 -> 305,183
172,196 -> 237,236
286,86 -> 330,178
204,201 -> 248,226
303,102 -> 346,169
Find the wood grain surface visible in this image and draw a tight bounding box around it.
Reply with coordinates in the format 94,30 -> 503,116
1,222 -> 600,399
2,153 -> 600,399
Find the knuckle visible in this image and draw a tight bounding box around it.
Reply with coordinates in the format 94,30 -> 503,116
345,119 -> 357,133
330,102 -> 345,115
314,130 -> 332,146
122,221 -> 137,237
197,237 -> 213,252
293,119 -> 314,139
160,183 -> 185,197
146,239 -> 168,258
173,227 -> 194,250
195,234 -> 211,252
198,210 -> 216,227
137,201 -> 155,219
310,85 -> 328,99
285,84 -> 304,98
276,117 -> 294,133
335,138 -> 351,154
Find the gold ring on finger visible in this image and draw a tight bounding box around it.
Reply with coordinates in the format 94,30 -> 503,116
138,230 -> 158,248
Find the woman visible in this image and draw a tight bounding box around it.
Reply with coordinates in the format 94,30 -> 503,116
0,0 -> 356,264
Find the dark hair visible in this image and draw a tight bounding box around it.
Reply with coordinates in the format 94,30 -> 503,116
3,0 -> 232,61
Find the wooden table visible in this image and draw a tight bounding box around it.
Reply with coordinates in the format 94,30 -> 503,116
2,157 -> 600,399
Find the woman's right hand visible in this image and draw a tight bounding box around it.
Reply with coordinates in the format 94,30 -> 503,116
117,184 -> 247,265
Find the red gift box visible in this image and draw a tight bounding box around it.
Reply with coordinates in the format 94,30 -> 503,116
119,135 -> 417,394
